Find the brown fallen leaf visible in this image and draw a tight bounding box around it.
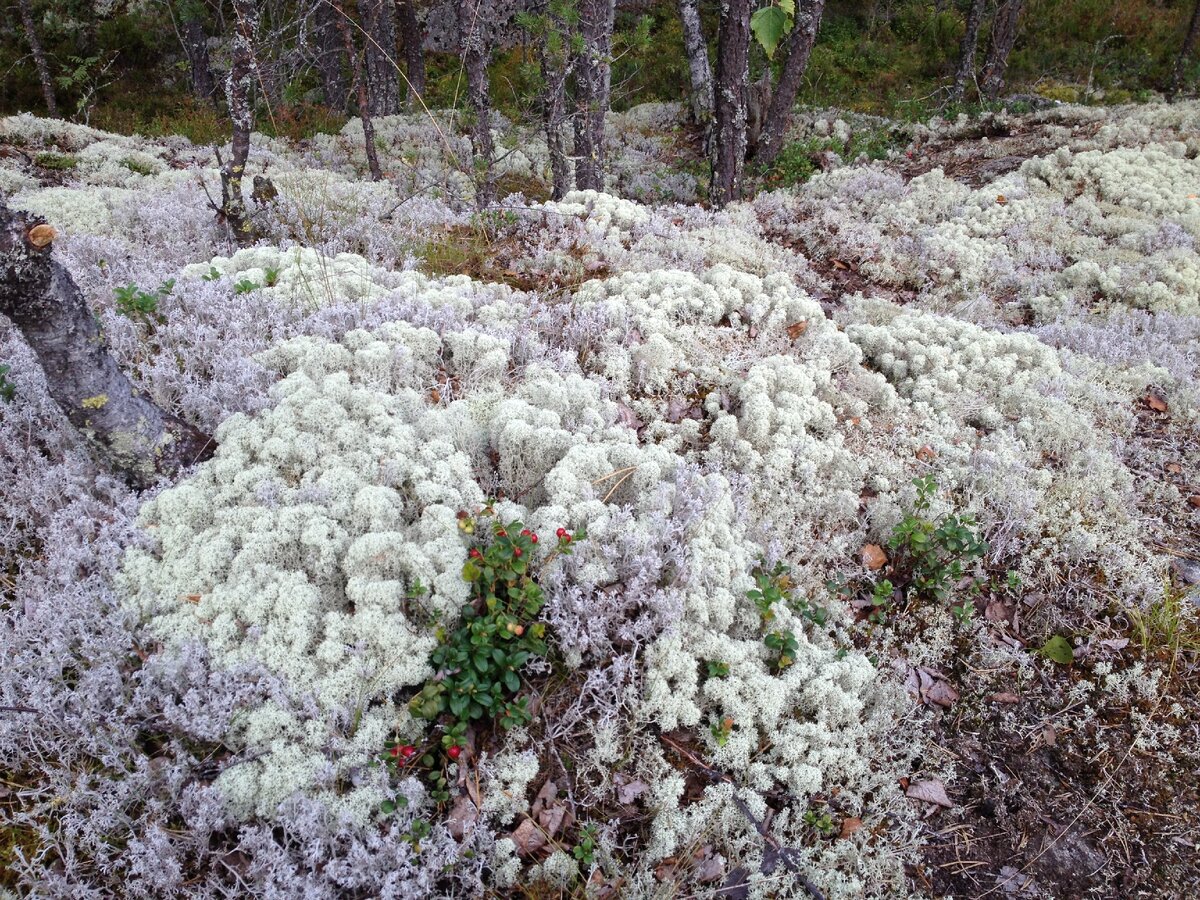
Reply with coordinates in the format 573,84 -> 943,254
184,593 -> 201,604
995,194 -> 1008,205
831,259 -> 849,270
915,445 -> 936,462
446,794 -> 479,839
861,544 -> 887,571
616,776 -> 648,805
1145,392 -> 1168,412
1188,495 -> 1200,509
905,778 -> 953,808
509,818 -> 546,856
924,679 -> 959,708
1165,462 -> 1183,474
786,320 -> 809,340
984,599 -> 1012,624
839,816 -> 864,839
991,692 -> 1021,704
429,388 -> 441,404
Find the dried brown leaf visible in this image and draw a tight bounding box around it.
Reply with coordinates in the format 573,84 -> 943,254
861,543 -> 887,571
839,816 -> 864,839
905,778 -> 953,808
509,818 -> 547,856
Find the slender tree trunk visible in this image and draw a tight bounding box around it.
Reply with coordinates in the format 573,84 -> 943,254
1168,0 -> 1200,99
180,3 -> 217,104
457,0 -> 496,206
574,0 -> 616,191
950,0 -> 987,101
677,0 -> 714,127
17,0 -> 58,118
0,205 -> 214,487
752,0 -> 825,168
314,0 -> 350,111
710,0 -> 751,207
534,5 -> 572,199
397,0 -> 426,110
979,0 -> 1023,99
361,0 -> 401,115
332,0 -> 384,181
218,0 -> 259,245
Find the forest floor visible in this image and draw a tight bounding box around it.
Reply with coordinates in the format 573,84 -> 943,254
1,99 -> 1199,899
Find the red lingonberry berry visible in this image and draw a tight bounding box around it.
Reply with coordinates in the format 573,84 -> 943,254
401,745 -> 416,759
520,529 -> 531,536
530,534 -> 538,544
556,527 -> 567,538
390,745 -> 402,758
564,534 -> 572,543
514,547 -> 522,557
497,529 -> 507,538
447,745 -> 462,760
469,548 -> 481,559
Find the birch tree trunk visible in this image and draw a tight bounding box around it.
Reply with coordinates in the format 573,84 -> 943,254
397,0 -> 427,110
314,0 -> 350,111
0,204 -> 214,488
17,0 -> 58,119
219,0 -> 259,245
752,0 -> 825,169
677,0 -> 714,127
979,0 -> 1024,99
332,0 -> 384,181
574,0 -> 616,191
710,0 -> 751,207
361,0 -> 401,115
180,1 -> 217,104
1168,0 -> 1200,99
949,0 -> 987,102
533,3 -> 573,199
457,0 -> 497,206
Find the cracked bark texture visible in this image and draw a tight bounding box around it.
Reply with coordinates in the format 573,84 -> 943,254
1169,0 -> 1200,99
574,0 -> 616,191
220,0 -> 260,245
458,0 -> 497,206
753,0 -> 826,169
0,203 -> 214,488
677,0 -> 714,127
314,0 -> 350,110
532,2 -> 573,199
17,0 -> 58,118
179,1 -> 217,104
362,0 -> 401,115
397,0 -> 427,109
950,0 -> 987,101
979,0 -> 1024,99
332,0 -> 384,181
710,0 -> 751,207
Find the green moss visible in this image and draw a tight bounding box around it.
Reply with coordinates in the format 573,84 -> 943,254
35,152 -> 78,170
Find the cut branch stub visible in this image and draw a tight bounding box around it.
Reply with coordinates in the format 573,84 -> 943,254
0,201 -> 215,488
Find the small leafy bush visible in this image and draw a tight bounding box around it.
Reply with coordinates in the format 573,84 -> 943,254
0,364 -> 16,402
113,278 -> 173,323
233,278 -> 261,295
573,823 -> 599,866
887,475 -> 987,620
408,512 -> 584,733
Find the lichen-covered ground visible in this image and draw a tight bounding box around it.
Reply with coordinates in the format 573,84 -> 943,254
1,101 -> 1198,899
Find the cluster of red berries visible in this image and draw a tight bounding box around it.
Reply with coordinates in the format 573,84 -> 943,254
390,743 -> 463,761
556,527 -> 574,543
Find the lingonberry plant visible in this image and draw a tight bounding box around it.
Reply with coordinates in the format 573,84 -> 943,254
390,508 -> 585,812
